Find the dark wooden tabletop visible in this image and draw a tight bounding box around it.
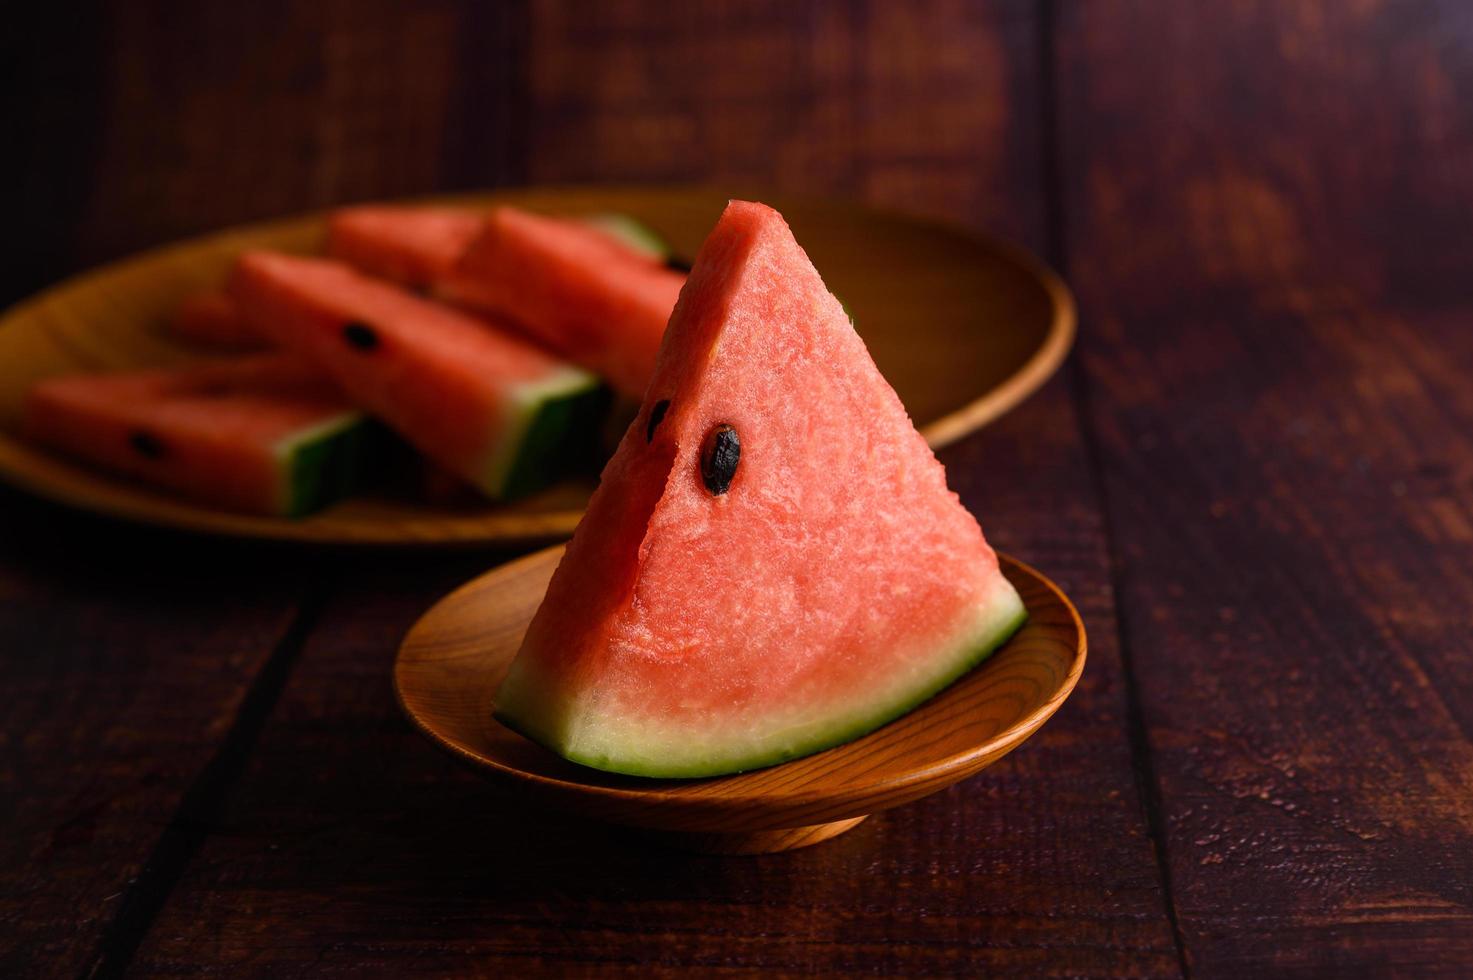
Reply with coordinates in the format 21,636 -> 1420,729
5,2 -> 1473,976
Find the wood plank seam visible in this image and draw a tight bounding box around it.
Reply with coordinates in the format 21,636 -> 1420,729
78,583 -> 336,980
1041,2 -> 1192,975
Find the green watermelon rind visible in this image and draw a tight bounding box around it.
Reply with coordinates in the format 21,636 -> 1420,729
495,589 -> 1028,780
483,369 -> 610,501
578,212 -> 673,262
276,411 -> 378,518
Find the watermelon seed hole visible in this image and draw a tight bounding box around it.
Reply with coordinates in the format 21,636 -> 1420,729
130,431 -> 166,459
342,321 -> 379,350
646,399 -> 671,442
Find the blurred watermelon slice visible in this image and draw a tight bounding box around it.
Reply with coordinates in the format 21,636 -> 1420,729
327,207 -> 483,290
442,207 -> 685,399
229,252 -> 605,500
23,355 -> 373,517
326,205 -> 676,288
169,289 -> 267,350
328,204 -> 684,399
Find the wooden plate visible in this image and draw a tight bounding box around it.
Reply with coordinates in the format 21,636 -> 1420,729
0,187 -> 1074,547
394,545 -> 1087,853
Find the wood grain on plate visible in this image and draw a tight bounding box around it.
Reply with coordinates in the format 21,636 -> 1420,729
0,187 -> 1073,546
393,545 -> 1085,852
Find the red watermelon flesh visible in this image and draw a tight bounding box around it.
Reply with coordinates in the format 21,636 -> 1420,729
440,206 -> 686,399
228,252 -> 604,500
494,201 -> 1026,778
326,206 -> 482,289
327,205 -> 675,292
22,355 -> 372,516
170,289 -> 267,349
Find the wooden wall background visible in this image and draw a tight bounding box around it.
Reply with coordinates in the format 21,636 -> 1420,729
4,1 -> 1473,975
6,1 -> 1045,302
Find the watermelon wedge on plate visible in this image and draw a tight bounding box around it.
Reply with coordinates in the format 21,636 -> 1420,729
493,201 -> 1027,778
22,354 -> 374,517
229,252 -> 607,501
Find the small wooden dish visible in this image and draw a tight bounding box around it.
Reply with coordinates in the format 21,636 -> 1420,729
0,186 -> 1074,547
394,545 -> 1087,854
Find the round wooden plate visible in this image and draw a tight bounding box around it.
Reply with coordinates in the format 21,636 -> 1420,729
0,187 -> 1074,547
394,545 -> 1087,854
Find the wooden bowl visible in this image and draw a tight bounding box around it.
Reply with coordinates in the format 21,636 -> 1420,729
0,186 -> 1074,547
394,545 -> 1087,854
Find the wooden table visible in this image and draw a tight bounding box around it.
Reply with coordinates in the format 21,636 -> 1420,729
5,2 -> 1471,976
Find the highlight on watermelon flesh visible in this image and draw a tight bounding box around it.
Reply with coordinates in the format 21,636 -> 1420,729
441,206 -> 686,400
21,355 -> 375,517
493,200 -> 1027,779
228,251 -> 607,501
169,289 -> 268,350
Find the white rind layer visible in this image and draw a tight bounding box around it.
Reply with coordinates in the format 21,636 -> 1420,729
497,571 -> 1027,779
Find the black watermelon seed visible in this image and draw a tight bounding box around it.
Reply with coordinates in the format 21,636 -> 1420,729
700,424 -> 740,495
130,431 -> 166,459
665,255 -> 693,273
343,321 -> 379,350
646,399 -> 671,442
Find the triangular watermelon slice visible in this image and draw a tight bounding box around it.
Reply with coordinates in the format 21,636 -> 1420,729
327,207 -> 483,289
327,205 -> 676,289
494,201 -> 1026,778
441,207 -> 686,399
22,355 -> 374,517
229,252 -> 605,501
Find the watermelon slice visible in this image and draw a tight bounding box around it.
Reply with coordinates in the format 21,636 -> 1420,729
169,289 -> 266,349
228,252 -> 605,501
327,205 -> 677,289
326,207 -> 482,289
22,355 -> 373,517
441,206 -> 686,399
494,201 -> 1027,778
